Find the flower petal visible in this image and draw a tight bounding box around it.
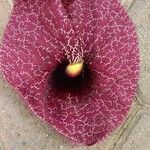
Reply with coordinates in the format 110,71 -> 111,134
0,0 -> 139,146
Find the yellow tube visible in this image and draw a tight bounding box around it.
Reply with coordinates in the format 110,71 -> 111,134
65,62 -> 84,77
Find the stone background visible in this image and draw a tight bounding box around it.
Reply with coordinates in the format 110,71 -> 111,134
0,0 -> 150,149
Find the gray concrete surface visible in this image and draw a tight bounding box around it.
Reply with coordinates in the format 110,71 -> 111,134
0,0 -> 150,149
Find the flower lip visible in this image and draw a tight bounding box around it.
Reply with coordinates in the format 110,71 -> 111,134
51,59 -> 93,94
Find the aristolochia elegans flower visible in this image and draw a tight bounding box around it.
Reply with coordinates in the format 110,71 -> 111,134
0,0 -> 140,146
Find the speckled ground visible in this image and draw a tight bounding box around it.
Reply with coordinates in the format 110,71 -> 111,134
0,0 -> 150,150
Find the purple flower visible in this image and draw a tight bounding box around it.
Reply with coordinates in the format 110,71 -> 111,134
0,0 -> 140,146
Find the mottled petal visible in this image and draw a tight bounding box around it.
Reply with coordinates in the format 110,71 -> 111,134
0,0 -> 139,146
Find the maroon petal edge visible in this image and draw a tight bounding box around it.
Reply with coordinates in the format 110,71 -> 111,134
0,0 -> 140,146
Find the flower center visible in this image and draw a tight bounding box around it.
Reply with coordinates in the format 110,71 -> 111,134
51,59 -> 92,93
65,60 -> 84,78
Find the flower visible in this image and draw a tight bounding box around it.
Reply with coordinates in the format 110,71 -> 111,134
0,0 -> 139,146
